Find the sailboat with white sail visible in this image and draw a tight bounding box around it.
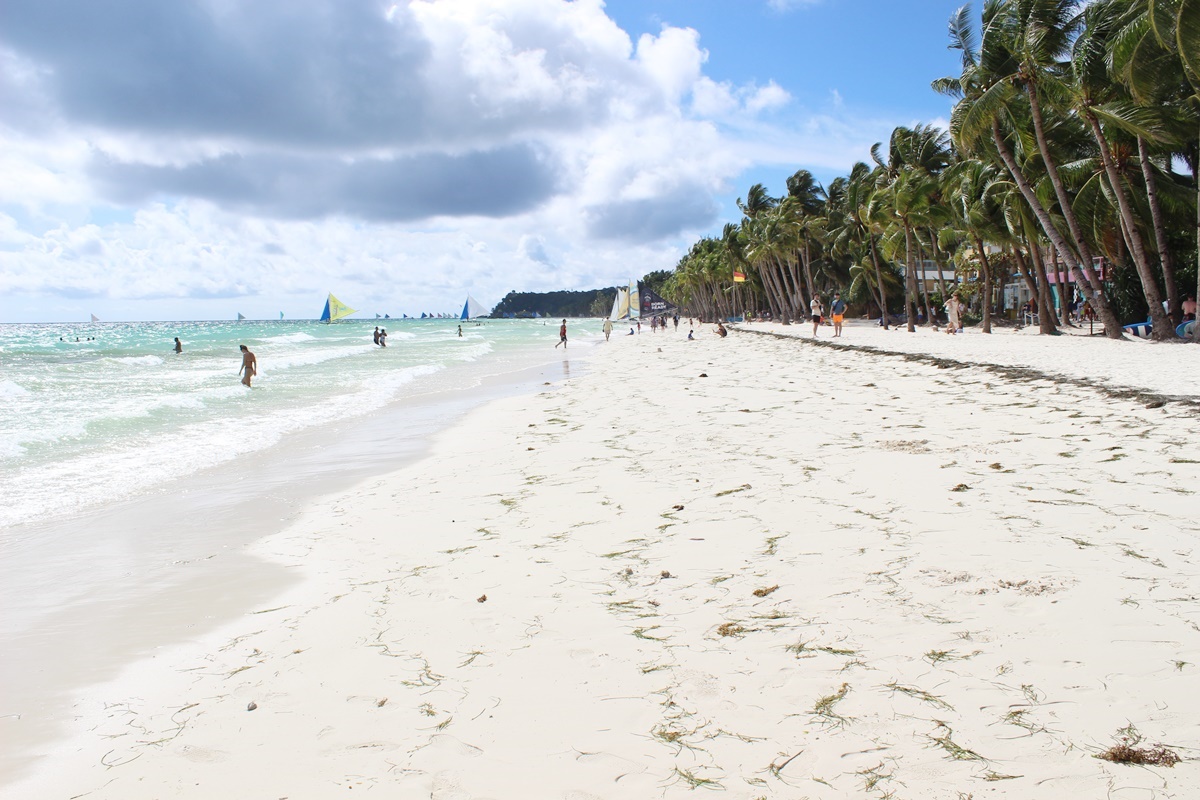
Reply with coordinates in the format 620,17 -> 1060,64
460,294 -> 487,320
90,313 -> 100,323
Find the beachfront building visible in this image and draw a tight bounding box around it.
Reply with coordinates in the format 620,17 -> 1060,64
898,259 -> 958,295
1002,257 -> 1110,319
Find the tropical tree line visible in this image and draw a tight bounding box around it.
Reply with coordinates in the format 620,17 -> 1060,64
660,0 -> 1199,341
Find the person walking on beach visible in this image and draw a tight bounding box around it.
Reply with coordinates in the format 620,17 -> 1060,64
555,319 -> 567,348
602,318 -> 613,341
238,344 -> 257,387
829,293 -> 847,337
944,294 -> 963,334
173,337 -> 182,353
810,295 -> 823,337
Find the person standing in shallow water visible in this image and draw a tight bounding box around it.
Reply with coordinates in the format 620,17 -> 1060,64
238,344 -> 257,387
173,337 -> 182,353
555,319 -> 568,348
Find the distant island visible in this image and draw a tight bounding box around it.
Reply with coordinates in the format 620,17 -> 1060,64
491,271 -> 671,318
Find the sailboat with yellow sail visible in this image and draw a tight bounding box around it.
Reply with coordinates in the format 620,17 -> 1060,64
318,293 -> 357,323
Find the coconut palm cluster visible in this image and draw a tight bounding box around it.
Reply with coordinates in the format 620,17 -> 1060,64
666,1 -> 1198,342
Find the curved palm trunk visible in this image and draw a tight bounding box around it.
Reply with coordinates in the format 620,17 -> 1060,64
973,235 -> 993,333
916,240 -> 934,324
928,228 -> 950,300
759,262 -> 785,322
870,235 -> 890,329
1012,245 -> 1039,307
800,240 -> 816,304
1138,136 -> 1181,325
903,223 -> 917,332
1051,248 -> 1071,328
774,256 -> 800,321
1084,112 -> 1170,339
1025,85 -> 1122,331
991,118 -> 1124,339
1027,236 -> 1059,335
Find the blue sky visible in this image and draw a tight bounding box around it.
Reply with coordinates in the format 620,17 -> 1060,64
0,0 -> 968,322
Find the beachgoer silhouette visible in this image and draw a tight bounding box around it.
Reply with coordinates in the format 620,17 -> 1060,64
602,318 -> 613,341
174,337 -> 182,353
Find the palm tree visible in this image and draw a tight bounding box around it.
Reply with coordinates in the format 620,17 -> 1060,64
1070,0 -> 1172,337
937,1 -> 1126,338
945,158 -> 1010,331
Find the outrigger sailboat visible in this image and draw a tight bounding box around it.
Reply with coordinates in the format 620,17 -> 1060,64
460,294 -> 487,320
319,293 -> 357,323
609,280 -> 675,320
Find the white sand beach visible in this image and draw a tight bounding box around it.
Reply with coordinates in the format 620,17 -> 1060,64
11,321 -> 1200,799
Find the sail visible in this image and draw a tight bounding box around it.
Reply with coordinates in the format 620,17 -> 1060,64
628,281 -> 640,319
237,312 -> 246,321
319,293 -> 357,323
90,313 -> 100,323
609,287 -> 630,319
460,295 -> 487,320
638,285 -> 677,318
280,311 -> 284,320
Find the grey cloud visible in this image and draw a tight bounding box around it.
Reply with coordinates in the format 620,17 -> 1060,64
2,0 -> 430,147
518,235 -> 553,266
584,185 -> 719,242
89,144 -> 561,221
1,0 -> 623,149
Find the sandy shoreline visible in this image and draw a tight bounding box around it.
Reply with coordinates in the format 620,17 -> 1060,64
11,321 -> 1199,798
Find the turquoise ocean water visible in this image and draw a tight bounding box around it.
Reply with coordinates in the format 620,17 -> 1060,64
0,318 -> 573,531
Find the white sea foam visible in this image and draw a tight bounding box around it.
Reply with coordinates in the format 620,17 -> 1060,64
0,380 -> 30,398
267,332 -> 317,343
112,355 -> 165,366
265,344 -> 375,371
455,342 -> 494,362
0,318 -> 562,530
0,361 -> 449,528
